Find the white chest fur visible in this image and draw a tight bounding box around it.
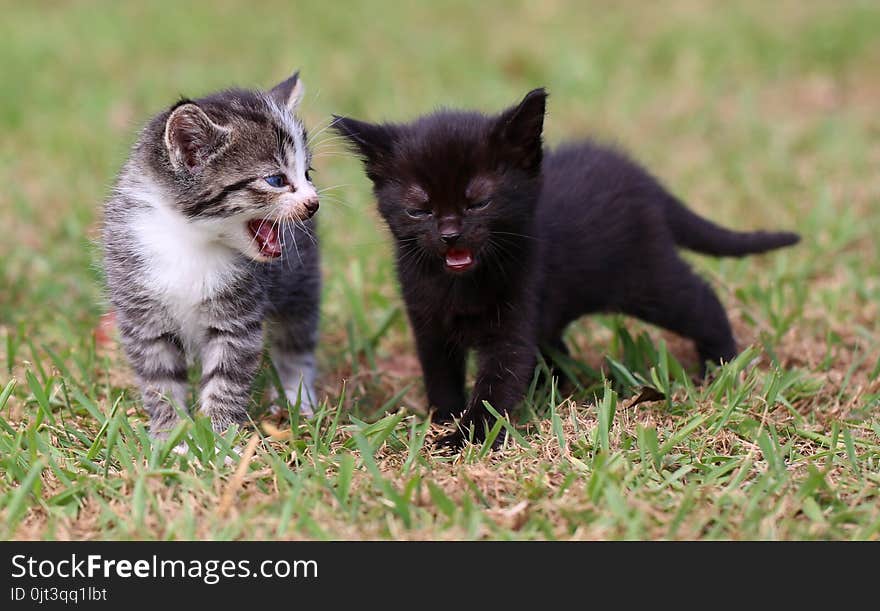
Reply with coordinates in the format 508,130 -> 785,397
130,203 -> 241,348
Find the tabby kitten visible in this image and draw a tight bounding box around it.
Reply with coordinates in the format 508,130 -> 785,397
103,72 -> 321,438
333,89 -> 799,445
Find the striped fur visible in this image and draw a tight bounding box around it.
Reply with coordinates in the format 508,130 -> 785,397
102,74 -> 321,437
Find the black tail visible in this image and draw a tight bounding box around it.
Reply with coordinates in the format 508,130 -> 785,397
664,197 -> 800,257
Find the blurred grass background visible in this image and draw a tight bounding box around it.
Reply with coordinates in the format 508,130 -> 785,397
3,0 -> 879,346
1,0 -> 879,539
3,0 -> 878,340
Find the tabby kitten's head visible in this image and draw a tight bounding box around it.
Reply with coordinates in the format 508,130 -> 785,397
141,71 -> 319,261
333,89 -> 546,275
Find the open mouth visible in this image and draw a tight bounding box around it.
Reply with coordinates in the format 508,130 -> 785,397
444,247 -> 475,272
247,219 -> 283,258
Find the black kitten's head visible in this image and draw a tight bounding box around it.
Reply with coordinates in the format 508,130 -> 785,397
333,89 -> 547,275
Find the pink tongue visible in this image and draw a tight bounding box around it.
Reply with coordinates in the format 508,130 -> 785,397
445,248 -> 474,269
247,220 -> 282,258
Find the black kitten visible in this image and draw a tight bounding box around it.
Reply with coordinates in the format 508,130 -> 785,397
333,89 -> 799,445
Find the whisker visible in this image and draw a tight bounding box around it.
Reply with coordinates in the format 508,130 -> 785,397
280,217 -> 292,272
312,152 -> 357,160
287,217 -> 302,265
310,134 -> 355,149
245,210 -> 276,254
317,184 -> 352,193
294,218 -> 318,247
492,230 -> 540,242
315,195 -> 357,210
484,240 -> 512,284
305,118 -> 336,145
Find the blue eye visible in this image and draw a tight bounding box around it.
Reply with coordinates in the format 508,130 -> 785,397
405,208 -> 432,219
467,199 -> 491,212
264,174 -> 287,188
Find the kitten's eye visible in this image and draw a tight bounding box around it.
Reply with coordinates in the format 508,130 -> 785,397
405,208 -> 432,219
467,199 -> 491,212
264,174 -> 287,188
305,167 -> 314,182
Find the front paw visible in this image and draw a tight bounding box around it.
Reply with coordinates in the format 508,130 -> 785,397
267,383 -> 317,418
147,414 -> 183,441
433,415 -> 503,453
435,428 -> 468,452
430,408 -> 456,424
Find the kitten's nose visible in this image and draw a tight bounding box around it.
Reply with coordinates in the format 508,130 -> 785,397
440,231 -> 460,245
303,198 -> 319,216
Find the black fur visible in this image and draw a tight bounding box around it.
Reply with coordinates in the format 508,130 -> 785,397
333,89 -> 799,446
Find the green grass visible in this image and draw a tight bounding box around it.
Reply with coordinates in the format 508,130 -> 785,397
2,0 -> 879,539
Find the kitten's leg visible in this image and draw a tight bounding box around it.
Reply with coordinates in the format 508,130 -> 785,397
119,328 -> 189,438
264,227 -> 321,416
623,260 -> 737,373
412,328 -> 467,423
454,336 -> 537,445
198,324 -> 264,433
265,317 -> 319,416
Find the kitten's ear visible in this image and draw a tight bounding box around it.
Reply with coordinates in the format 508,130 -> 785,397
332,115 -> 398,182
270,70 -> 304,112
491,88 -> 547,173
164,102 -> 231,173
